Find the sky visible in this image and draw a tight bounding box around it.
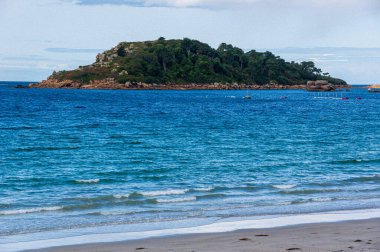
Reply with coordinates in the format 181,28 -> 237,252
1,0 -> 380,83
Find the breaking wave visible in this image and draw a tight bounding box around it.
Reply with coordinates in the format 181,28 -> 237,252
156,196 -> 196,203
272,184 -> 297,189
0,206 -> 63,216
140,189 -> 188,197
74,179 -> 100,184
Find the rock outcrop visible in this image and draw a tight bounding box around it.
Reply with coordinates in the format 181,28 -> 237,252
306,80 -> 346,92
29,79 -> 306,90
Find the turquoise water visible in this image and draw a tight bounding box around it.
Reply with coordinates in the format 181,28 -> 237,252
0,82 -> 380,240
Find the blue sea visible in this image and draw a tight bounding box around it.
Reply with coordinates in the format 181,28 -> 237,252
0,81 -> 380,250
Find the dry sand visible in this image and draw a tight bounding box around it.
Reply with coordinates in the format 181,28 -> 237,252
26,218 -> 380,252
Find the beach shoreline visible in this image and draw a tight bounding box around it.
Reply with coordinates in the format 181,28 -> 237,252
24,217 -> 380,252
1,208 -> 379,252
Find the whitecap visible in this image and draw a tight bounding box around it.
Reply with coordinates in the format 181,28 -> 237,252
156,196 -> 196,203
272,184 -> 297,189
0,206 -> 63,215
97,211 -> 134,216
193,187 -> 213,192
312,197 -> 333,202
141,189 -> 188,197
277,201 -> 292,205
113,194 -> 129,199
75,179 -> 100,184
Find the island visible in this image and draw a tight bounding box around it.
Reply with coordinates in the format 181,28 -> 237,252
30,38 -> 347,90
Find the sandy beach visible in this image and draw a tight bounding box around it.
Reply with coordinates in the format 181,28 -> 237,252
25,218 -> 380,252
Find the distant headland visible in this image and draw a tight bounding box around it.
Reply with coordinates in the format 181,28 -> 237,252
30,38 -> 347,90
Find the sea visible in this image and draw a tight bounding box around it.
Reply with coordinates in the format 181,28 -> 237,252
0,81 -> 380,251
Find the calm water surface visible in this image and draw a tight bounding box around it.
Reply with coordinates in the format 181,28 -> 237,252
0,82 -> 379,238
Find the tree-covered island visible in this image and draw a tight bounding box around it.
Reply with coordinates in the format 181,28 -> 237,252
30,38 -> 347,90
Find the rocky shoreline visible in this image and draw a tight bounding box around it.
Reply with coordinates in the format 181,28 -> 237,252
28,78 -> 348,91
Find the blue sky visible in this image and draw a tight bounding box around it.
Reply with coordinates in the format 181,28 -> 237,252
1,0 -> 380,83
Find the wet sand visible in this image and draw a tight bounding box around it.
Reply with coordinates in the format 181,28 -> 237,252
26,218 -> 380,252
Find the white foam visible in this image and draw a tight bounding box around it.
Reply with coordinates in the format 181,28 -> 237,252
2,208 -> 380,252
98,211 -> 133,216
193,187 -> 213,192
312,197 -> 333,202
141,189 -> 188,197
277,201 -> 292,205
157,197 -> 196,203
0,206 -> 63,216
75,179 -> 100,184
113,194 -> 129,199
272,184 -> 297,189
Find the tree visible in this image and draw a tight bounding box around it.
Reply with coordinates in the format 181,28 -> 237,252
117,47 -> 127,57
182,38 -> 192,57
155,44 -> 173,72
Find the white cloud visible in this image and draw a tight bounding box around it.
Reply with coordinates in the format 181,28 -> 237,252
0,60 -> 70,70
269,47 -> 380,84
45,48 -> 104,53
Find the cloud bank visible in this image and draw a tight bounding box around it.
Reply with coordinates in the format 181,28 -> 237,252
72,0 -> 380,9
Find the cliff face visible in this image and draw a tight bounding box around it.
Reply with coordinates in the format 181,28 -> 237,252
30,38 -> 347,90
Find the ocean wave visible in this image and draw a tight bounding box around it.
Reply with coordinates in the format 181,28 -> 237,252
312,197 -> 334,202
191,187 -> 214,192
62,199 -> 146,211
0,126 -> 35,130
237,186 -> 257,191
128,141 -> 143,145
92,211 -> 136,216
190,185 -> 257,193
112,192 -> 147,199
12,146 -> 80,152
343,175 -> 380,183
113,194 -> 130,199
277,201 -> 292,205
330,159 -> 380,165
0,206 -> 63,215
74,179 -> 100,184
156,196 -> 196,203
69,195 -> 116,202
278,188 -> 341,195
69,193 -> 141,203
141,189 -> 188,197
290,197 -> 335,205
95,167 -> 168,177
272,184 -> 297,189
196,194 -> 226,200
330,159 -> 363,164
